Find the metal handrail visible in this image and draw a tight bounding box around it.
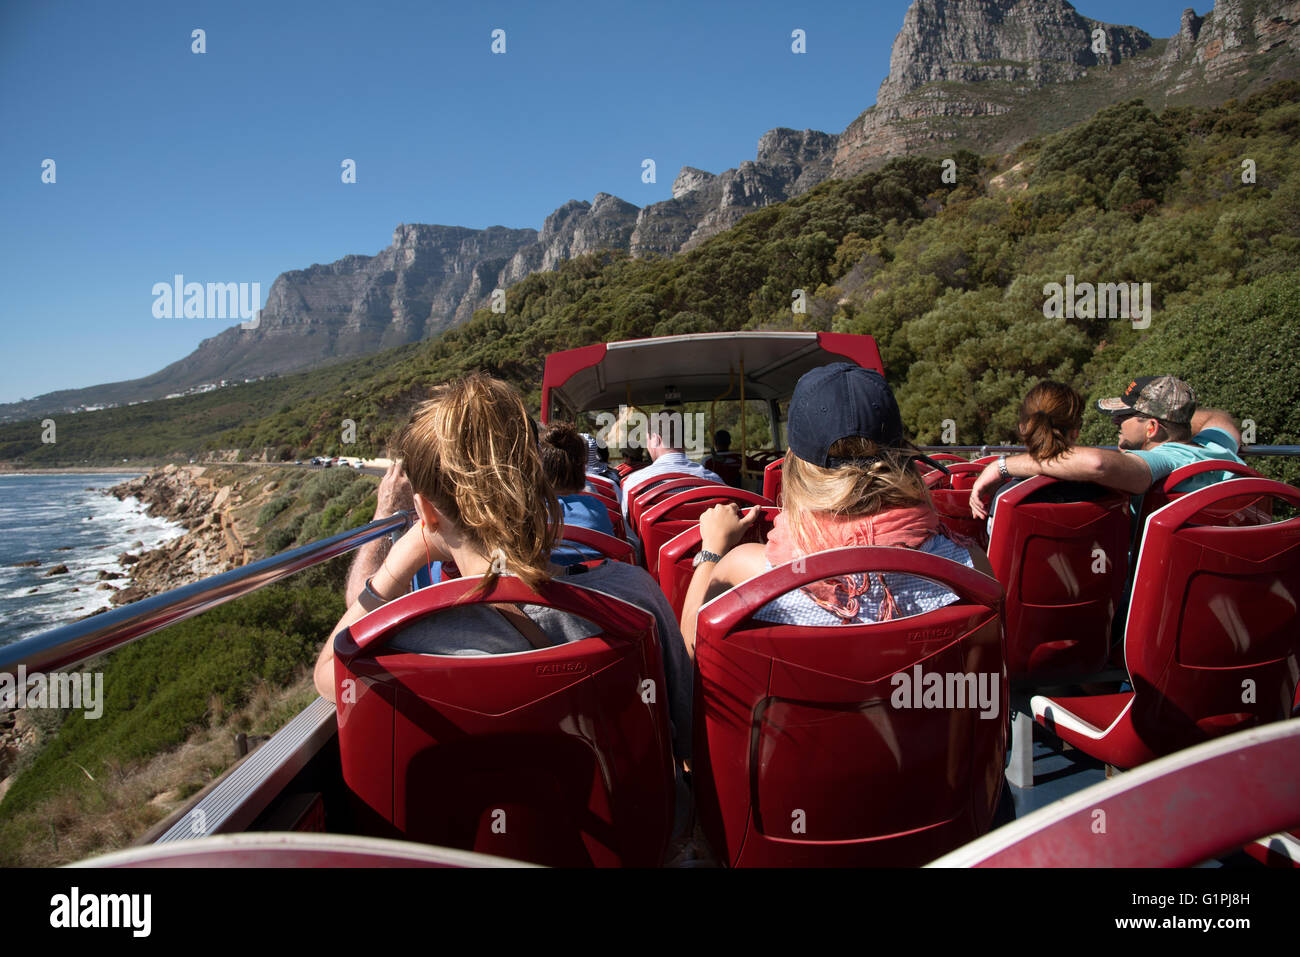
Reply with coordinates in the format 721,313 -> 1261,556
0,510 -> 414,678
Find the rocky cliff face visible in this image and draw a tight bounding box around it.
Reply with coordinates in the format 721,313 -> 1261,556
1158,0 -> 1300,94
835,0 -> 1154,175
833,0 -> 1300,177
632,128 -> 839,255
44,129 -> 836,399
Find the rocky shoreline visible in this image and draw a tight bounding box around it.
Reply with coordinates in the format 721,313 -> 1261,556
100,464 -> 261,605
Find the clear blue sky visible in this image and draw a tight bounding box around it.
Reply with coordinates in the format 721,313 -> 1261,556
0,0 -> 1202,403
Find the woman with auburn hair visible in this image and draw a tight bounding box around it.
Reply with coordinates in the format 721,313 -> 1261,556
969,380 -> 1098,530
312,373 -> 693,762
678,364 -> 995,656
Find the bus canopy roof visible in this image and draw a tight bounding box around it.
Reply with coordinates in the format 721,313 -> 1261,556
541,331 -> 883,422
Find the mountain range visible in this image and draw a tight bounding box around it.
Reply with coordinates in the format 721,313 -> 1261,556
4,0 -> 1298,424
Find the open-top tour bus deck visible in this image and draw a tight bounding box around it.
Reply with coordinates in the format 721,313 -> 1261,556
4,332 -> 1298,868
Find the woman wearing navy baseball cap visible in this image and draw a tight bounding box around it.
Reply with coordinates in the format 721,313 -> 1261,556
678,363 -> 996,655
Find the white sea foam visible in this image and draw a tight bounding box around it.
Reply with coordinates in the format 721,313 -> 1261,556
0,476 -> 186,647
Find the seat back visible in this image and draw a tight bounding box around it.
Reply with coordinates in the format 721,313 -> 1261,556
334,576 -> 674,867
705,453 -> 744,488
554,525 -> 637,567
584,474 -> 619,501
986,476 -> 1131,682
570,491 -> 627,540
745,450 -> 782,472
1124,478 -> 1300,754
626,474 -> 716,534
920,453 -> 969,468
1135,460 -> 1263,540
693,547 -> 1006,867
638,486 -> 773,580
762,458 -> 784,505
926,462 -> 989,548
658,507 -> 782,619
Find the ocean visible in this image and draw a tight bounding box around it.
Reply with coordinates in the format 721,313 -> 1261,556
0,473 -> 186,649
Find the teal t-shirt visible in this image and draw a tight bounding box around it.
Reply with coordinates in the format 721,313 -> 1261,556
1123,427 -> 1245,517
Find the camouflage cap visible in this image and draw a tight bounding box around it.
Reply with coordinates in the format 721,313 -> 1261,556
1097,375 -> 1196,426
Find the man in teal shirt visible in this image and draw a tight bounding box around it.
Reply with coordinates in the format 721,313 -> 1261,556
969,375 -> 1247,645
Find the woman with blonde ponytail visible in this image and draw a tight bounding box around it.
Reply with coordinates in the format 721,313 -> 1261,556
679,365 -> 995,655
312,373 -> 693,761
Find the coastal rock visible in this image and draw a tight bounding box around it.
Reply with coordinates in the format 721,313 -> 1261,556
118,553 -> 139,565
12,560 -> 40,567
109,585 -> 149,606
44,564 -> 69,576
95,570 -> 123,580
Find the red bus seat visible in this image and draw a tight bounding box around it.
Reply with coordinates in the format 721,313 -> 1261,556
931,719 -> 1300,867
569,491 -> 628,541
926,461 -> 989,549
584,474 -> 619,502
918,453 -> 969,470
987,476 -> 1130,683
333,575 -> 675,867
657,507 -> 782,620
745,450 -> 782,473
1032,478 -> 1300,769
626,474 -> 717,537
638,486 -> 773,581
762,458 -> 784,505
693,546 -> 1007,867
1134,459 -> 1263,545
555,524 -> 637,567
705,453 -> 743,488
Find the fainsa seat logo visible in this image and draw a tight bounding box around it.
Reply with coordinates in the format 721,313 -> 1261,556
535,661 -> 586,676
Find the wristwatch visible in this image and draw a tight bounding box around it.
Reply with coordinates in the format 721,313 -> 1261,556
357,576 -> 392,612
693,549 -> 723,569
997,456 -> 1010,480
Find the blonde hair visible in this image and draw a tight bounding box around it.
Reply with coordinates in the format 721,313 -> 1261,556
779,437 -> 931,557
394,373 -> 561,595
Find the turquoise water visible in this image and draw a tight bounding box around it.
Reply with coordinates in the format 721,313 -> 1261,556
0,473 -> 185,648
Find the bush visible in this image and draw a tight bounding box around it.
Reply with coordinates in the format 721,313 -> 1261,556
301,469 -> 359,509
1080,269 -> 1300,486
256,496 -> 293,526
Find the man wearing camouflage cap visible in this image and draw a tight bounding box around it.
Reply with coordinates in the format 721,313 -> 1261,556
970,375 -> 1245,519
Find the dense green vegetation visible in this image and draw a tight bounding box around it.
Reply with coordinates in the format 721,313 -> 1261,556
0,585 -> 343,840
2,84 -> 1296,483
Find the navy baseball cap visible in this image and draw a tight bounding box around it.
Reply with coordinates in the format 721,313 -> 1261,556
787,364 -> 942,471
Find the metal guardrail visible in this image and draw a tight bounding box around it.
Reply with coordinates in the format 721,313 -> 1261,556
5,445 -> 1297,677
0,510 -> 414,677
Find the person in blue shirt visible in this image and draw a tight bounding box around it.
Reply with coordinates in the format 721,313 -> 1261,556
970,375 -> 1245,522
541,422 -> 617,565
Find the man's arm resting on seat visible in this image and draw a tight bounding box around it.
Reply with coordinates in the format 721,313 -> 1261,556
970,447 -> 1151,517
1190,407 -> 1242,448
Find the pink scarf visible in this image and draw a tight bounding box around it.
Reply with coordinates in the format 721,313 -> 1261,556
764,505 -> 943,622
